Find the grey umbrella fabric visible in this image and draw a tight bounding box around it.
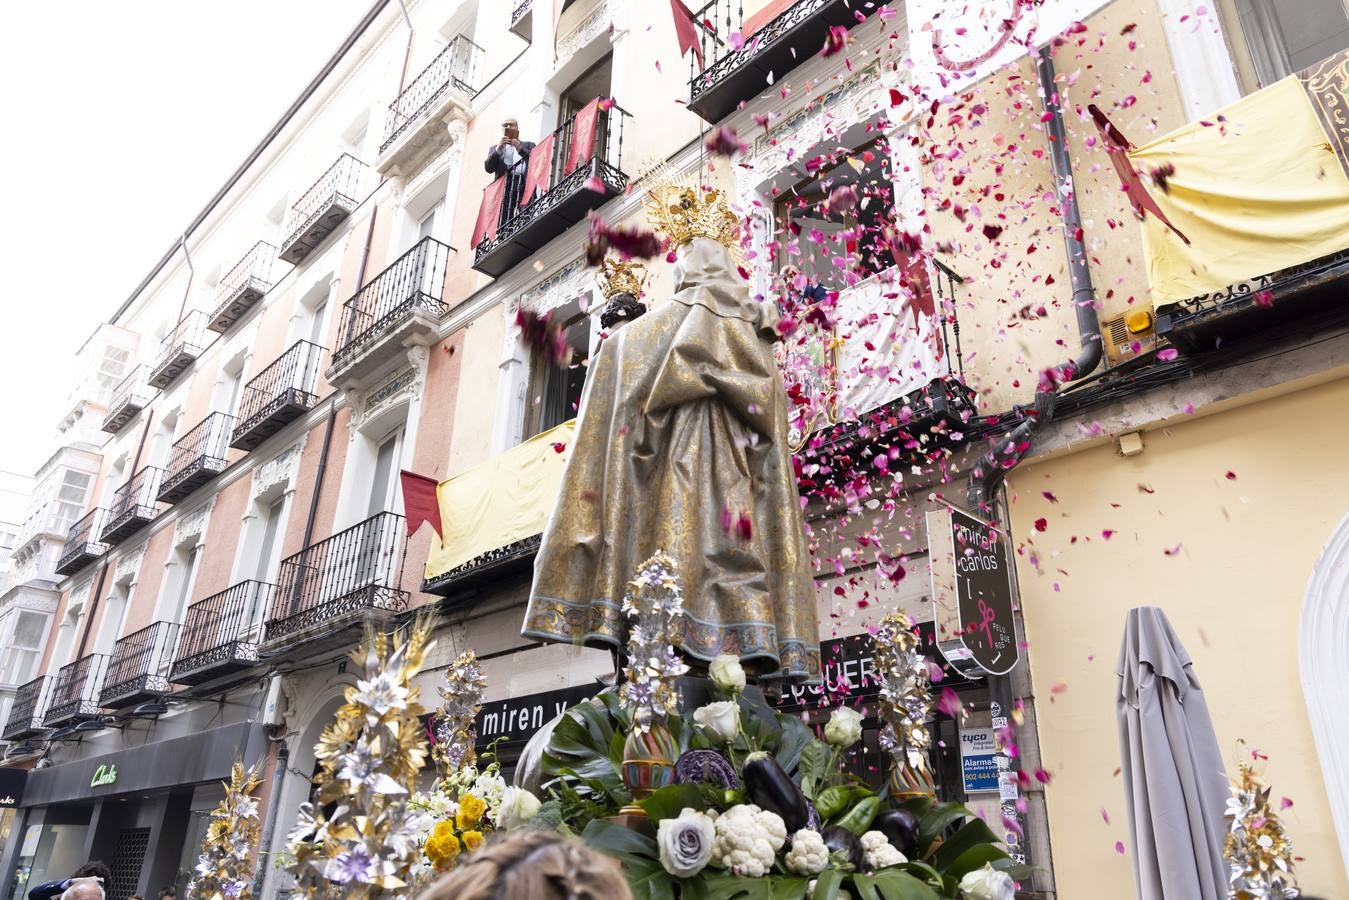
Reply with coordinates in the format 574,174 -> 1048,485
1116,606 -> 1230,900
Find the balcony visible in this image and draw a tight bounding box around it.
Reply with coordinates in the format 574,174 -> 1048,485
147,311 -> 209,389
377,35 -> 481,176
55,507 -> 110,576
326,238 -> 450,388
98,621 -> 180,709
510,0 -> 532,39
44,654 -> 109,727
472,104 -> 631,278
422,421 -> 574,596
102,466 -> 163,546
279,154 -> 365,265
2,675 -> 53,741
263,512 -> 408,658
231,341 -> 325,451
687,0 -> 863,123
171,581 -> 269,685
158,412 -> 234,503
101,366 -> 153,434
207,242 -> 277,334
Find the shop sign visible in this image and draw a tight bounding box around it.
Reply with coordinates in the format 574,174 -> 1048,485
774,622 -> 970,712
425,684 -> 604,753
927,506 -> 1019,676
958,728 -> 998,793
90,764 -> 118,788
0,767 -> 26,807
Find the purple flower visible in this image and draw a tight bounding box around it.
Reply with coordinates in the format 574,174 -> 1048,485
327,846 -> 377,885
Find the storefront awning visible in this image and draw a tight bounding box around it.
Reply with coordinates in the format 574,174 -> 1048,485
1126,49 -> 1349,307
423,421 -> 575,583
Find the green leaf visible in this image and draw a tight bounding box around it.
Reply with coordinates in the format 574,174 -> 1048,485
932,817 -> 1003,872
917,802 -> 972,857
811,868 -> 844,900
832,796 -> 880,835
863,869 -> 942,900
684,871 -> 799,900
774,714 -> 813,776
637,783 -> 709,821
942,843 -> 1014,882
896,795 -> 934,820
989,857 -> 1036,882
847,874 -> 881,900
797,740 -> 832,801
580,817 -> 659,860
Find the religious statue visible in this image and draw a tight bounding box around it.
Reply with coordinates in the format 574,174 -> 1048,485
522,175 -> 820,682
596,257 -> 648,334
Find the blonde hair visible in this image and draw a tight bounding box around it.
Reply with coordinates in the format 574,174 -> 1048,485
416,830 -> 632,900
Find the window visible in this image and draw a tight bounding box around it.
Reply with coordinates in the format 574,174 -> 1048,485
214,358 -> 246,418
523,300 -> 591,440
417,204 -> 441,244
253,496 -> 286,583
94,583 -> 132,654
559,54 -> 614,162
167,545 -> 202,624
1220,0 -> 1349,90
307,300 -> 329,347
51,470 -> 93,535
367,428 -> 404,517
96,346 -> 130,399
0,611 -> 49,686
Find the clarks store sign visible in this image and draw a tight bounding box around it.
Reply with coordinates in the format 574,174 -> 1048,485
0,767 -> 26,807
90,764 -> 118,788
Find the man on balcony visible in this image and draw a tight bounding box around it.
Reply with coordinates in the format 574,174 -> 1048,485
484,117 -> 535,226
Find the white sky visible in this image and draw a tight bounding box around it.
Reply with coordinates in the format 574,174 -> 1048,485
0,0 -> 375,477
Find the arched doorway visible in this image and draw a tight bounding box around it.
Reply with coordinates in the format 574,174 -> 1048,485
1301,512 -> 1349,881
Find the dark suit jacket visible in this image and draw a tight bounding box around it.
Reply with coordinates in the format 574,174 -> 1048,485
484,140 -> 535,177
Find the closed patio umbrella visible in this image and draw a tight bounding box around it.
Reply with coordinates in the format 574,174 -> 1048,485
1116,606 -> 1229,900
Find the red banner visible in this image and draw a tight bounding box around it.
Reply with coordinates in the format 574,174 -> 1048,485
670,0 -> 705,69
518,132 -> 556,208
400,470 -> 443,539
1088,104 -> 1189,245
564,98 -> 602,177
471,177 -> 507,247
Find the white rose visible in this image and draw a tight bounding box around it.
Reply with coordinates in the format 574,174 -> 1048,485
496,786 -> 542,831
693,701 -> 740,744
959,863 -> 1016,900
657,807 -> 716,877
709,655 -> 746,693
825,707 -> 863,748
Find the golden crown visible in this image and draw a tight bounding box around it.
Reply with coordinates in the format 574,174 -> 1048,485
643,164 -> 741,250
597,257 -> 647,299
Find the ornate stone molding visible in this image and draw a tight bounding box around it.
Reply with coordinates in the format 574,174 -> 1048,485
115,546 -> 146,585
556,0 -> 624,69
402,118 -> 469,200
517,257 -> 589,316
173,496 -> 216,547
66,579 -> 94,616
353,366 -> 419,430
251,437 -> 308,503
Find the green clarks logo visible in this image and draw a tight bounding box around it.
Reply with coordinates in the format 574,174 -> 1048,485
90,764 -> 117,788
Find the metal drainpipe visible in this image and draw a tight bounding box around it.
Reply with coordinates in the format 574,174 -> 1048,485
252,738 -> 289,896
963,45 -> 1103,878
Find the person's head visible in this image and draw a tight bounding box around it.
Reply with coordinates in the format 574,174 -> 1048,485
128,895 -> 144,900
600,292 -> 646,332
503,118 -> 520,140
58,880 -> 102,900
157,889 -> 176,900
416,830 -> 631,900
71,862 -> 111,883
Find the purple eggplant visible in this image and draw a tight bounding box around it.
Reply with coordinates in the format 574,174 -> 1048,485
742,751 -> 810,832
820,825 -> 865,872
873,808 -> 920,858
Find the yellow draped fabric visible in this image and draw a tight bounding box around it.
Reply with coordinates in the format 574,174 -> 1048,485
1130,52 -> 1349,306
522,238 -> 820,681
422,420 -> 575,579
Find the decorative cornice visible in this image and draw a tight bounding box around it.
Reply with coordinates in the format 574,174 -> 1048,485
173,496 -> 216,546
250,437 -> 308,503
115,546 -> 146,585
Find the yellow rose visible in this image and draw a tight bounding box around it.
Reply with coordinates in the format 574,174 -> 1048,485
457,794 -> 486,827
461,830 -> 485,851
432,820 -> 456,841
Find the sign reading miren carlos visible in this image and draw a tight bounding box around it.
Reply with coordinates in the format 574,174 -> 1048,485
927,506 -> 1019,676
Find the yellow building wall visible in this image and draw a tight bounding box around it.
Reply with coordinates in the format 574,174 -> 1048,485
1010,373 -> 1349,897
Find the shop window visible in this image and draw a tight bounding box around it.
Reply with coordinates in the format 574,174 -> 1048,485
523,299 -> 591,440
1219,0 -> 1349,90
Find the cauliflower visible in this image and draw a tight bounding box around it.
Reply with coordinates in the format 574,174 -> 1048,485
860,830 -> 908,869
785,829 -> 829,875
711,804 -> 788,876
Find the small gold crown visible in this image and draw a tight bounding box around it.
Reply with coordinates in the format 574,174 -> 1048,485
597,257 -> 647,299
643,164 -> 741,250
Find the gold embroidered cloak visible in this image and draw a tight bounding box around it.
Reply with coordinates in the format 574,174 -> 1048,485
522,238 -> 819,681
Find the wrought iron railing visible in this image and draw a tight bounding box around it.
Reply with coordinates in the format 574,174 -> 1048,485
210,241 -> 276,324
3,675 -> 52,738
331,238 -> 451,370
56,507 -> 109,573
932,259 -> 965,381
161,412 -> 234,496
173,581 -> 270,679
282,154 -> 365,256
45,653 -> 109,724
380,35 -> 482,156
474,103 -> 630,257
266,512 -> 408,644
233,340 -> 325,443
105,466 -> 163,540
102,365 -> 153,433
100,621 -> 180,705
149,310 -> 210,386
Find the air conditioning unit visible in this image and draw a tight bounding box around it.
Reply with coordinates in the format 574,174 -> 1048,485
1102,309 -> 1157,365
